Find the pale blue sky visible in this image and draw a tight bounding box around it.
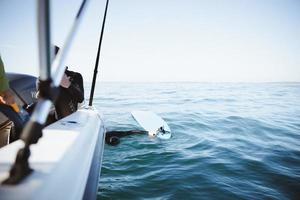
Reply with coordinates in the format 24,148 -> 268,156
0,0 -> 300,82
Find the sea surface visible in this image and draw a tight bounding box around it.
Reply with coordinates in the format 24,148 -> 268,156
90,82 -> 300,200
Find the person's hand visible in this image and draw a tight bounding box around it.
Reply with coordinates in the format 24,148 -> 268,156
0,89 -> 15,105
60,73 -> 71,88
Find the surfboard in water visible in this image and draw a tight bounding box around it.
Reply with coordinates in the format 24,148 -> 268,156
131,110 -> 171,139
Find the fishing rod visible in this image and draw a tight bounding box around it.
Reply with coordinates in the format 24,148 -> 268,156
2,0 -> 91,185
89,0 -> 110,106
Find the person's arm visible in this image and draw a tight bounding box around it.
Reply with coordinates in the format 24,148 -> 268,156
0,56 -> 15,105
0,56 -> 9,93
106,130 -> 148,138
105,130 -> 148,145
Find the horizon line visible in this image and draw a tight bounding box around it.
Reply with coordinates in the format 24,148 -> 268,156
85,81 -> 300,84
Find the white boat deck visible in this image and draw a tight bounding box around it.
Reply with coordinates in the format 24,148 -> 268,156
0,107 -> 105,200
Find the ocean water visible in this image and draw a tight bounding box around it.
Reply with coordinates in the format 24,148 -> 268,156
92,82 -> 300,200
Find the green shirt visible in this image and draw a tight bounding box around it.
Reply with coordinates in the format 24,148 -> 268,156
0,55 -> 9,93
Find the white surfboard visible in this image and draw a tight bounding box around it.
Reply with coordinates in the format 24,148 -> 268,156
131,110 -> 171,139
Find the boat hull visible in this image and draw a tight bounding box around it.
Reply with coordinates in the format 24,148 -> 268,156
0,107 -> 105,200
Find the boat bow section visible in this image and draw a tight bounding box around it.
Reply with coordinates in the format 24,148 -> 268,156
0,107 -> 105,200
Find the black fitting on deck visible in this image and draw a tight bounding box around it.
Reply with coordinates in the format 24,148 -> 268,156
21,120 -> 44,145
2,121 -> 44,185
2,146 -> 32,185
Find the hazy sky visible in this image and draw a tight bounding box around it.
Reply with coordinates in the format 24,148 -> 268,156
0,0 -> 300,82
